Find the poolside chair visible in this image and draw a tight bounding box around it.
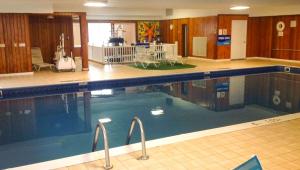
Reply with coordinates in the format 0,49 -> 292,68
31,47 -> 55,71
233,155 -> 263,170
163,44 -> 183,66
134,46 -> 159,68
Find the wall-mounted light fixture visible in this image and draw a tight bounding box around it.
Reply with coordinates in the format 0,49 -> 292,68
170,24 -> 174,30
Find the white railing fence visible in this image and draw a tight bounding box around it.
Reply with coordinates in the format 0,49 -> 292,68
88,43 -> 178,64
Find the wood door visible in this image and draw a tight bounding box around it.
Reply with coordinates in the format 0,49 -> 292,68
2,14 -> 31,73
0,15 -> 7,73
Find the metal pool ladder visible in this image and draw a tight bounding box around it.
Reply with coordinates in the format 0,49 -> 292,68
92,120 -> 113,170
126,116 -> 149,160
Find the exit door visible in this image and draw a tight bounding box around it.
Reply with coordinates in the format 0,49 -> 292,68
230,20 -> 247,60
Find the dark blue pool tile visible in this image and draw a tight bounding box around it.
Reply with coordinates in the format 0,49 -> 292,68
88,72 -> 205,90
209,66 -> 280,78
1,83 -> 81,100
290,67 -> 300,74
1,65 -> 299,100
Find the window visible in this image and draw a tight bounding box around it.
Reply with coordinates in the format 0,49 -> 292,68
88,23 -> 111,46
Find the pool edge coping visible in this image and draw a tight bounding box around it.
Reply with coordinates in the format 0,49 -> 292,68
1,65 -> 289,100
7,112 -> 300,170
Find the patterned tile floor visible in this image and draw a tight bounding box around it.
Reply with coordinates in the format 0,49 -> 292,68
56,118 -> 300,170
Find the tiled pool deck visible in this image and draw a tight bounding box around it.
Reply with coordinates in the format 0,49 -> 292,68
1,58 -> 300,89
2,58 -> 300,170
57,118 -> 300,170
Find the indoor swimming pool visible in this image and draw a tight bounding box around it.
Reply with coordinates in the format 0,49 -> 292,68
0,71 -> 300,169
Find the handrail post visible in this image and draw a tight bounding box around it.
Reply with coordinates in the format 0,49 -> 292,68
126,116 -> 149,160
92,120 -> 113,170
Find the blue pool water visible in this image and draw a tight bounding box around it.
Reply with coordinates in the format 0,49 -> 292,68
0,72 -> 300,169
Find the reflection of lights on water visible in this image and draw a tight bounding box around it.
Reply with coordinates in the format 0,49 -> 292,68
24,110 -> 31,115
151,107 -> 165,116
99,118 -> 112,123
92,89 -> 113,96
55,123 -> 62,128
6,112 -> 11,116
104,64 -> 113,72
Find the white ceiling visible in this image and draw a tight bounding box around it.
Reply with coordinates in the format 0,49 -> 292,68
0,0 -> 300,19
52,0 -> 300,9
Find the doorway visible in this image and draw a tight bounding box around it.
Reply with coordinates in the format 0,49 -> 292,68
182,24 -> 188,57
230,20 -> 247,60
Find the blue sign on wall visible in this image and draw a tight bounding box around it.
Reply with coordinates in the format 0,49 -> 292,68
215,82 -> 229,92
217,35 -> 231,46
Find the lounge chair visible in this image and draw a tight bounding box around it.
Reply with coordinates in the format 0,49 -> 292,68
134,46 -> 159,68
31,47 -> 55,71
163,44 -> 183,65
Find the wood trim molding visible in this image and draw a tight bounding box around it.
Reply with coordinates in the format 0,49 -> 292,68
0,72 -> 34,77
79,13 -> 89,71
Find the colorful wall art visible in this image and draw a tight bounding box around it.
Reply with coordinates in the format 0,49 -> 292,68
137,21 -> 160,42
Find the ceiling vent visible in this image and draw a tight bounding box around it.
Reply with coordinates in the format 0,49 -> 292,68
166,8 -> 173,17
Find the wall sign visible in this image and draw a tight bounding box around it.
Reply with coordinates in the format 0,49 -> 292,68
215,82 -> 229,92
217,35 -> 231,46
290,20 -> 297,28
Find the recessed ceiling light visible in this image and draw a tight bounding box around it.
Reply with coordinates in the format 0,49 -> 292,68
84,1 -> 107,7
151,108 -> 165,116
230,6 -> 250,10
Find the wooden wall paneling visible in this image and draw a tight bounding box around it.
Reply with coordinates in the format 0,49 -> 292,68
159,20 -> 168,43
24,14 -> 32,72
162,20 -> 169,43
188,16 -> 217,59
0,15 -> 7,73
171,19 -> 178,43
271,16 -> 295,60
4,14 -> 17,73
160,17 -> 217,58
206,17 -> 218,59
160,19 -> 178,44
29,15 -> 74,64
292,15 -> 300,60
246,17 -> 273,58
166,20 -> 171,43
177,18 -> 189,56
246,17 -> 258,57
188,18 -> 197,57
10,14 -> 30,73
80,13 -> 89,71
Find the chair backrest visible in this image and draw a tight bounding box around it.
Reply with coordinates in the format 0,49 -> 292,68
163,44 -> 175,59
149,45 -> 156,52
136,46 -> 147,56
233,155 -> 263,170
31,47 -> 45,64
